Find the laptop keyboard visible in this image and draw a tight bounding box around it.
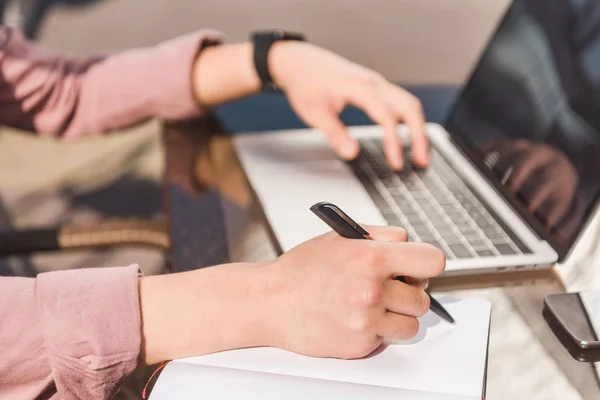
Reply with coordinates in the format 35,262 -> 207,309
349,138 -> 531,259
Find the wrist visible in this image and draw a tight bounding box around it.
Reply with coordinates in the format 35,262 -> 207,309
201,262 -> 279,351
268,40 -> 307,91
139,262 -> 276,365
192,42 -> 261,107
249,30 -> 307,92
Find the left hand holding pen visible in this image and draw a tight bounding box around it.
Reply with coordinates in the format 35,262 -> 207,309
269,42 -> 429,170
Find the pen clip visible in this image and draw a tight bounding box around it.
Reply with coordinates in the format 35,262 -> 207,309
310,202 -> 370,237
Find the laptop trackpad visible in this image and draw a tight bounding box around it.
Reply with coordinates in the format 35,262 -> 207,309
247,160 -> 387,252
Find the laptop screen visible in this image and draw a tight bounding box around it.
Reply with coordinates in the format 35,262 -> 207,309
445,0 -> 600,257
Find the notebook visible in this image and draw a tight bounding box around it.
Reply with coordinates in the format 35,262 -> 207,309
149,298 -> 491,400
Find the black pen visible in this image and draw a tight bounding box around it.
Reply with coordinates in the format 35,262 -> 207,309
310,201 -> 455,324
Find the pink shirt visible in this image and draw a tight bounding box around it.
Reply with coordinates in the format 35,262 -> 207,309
0,27 -> 220,399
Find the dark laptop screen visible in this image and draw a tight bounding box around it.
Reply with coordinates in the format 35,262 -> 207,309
446,0 -> 600,256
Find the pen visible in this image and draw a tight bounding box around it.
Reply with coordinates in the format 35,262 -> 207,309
310,201 -> 455,324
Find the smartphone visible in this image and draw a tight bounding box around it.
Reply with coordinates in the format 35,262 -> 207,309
543,307 -> 600,362
545,292 -> 600,349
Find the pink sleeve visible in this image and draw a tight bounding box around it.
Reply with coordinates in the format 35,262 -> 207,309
0,265 -> 143,399
0,27 -> 221,138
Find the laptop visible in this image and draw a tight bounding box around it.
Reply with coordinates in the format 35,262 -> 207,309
233,0 -> 600,274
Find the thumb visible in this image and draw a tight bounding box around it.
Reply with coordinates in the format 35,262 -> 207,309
306,108 -> 359,160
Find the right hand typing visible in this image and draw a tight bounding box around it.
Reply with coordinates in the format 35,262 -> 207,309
260,225 -> 446,359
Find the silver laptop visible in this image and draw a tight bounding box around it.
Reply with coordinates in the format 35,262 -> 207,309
233,0 -> 600,275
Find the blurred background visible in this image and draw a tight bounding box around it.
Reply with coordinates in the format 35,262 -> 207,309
6,0 -> 509,84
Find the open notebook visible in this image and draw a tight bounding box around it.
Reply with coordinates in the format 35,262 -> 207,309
150,298 -> 491,400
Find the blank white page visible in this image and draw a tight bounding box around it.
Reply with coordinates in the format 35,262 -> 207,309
151,361 -> 476,400
176,298 -> 491,399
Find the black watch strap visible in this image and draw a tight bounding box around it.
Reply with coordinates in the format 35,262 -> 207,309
251,30 -> 306,92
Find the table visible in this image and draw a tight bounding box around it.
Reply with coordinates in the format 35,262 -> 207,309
162,89 -> 600,400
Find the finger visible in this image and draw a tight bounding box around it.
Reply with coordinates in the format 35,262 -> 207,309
509,157 -> 547,190
382,279 -> 430,317
388,87 -> 429,167
347,88 -> 402,170
377,312 -> 420,340
546,168 -> 577,228
361,225 -> 408,243
383,122 -> 403,172
307,107 -> 360,161
369,241 -> 446,279
513,139 -> 533,150
546,197 -> 572,229
528,182 -> 555,212
493,145 -> 525,172
404,277 -> 430,290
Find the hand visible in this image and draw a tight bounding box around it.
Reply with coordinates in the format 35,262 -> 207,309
139,226 -> 445,365
261,225 -> 445,359
193,42 -> 428,171
483,138 -> 578,229
270,42 -> 429,170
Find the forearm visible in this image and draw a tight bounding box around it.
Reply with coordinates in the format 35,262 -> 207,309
193,42 -> 261,107
0,27 -> 220,138
0,266 -> 141,399
139,262 -> 276,365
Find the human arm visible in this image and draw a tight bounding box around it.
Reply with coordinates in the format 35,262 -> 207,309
0,266 -> 141,400
0,27 -> 427,169
139,226 -> 444,365
193,40 -> 429,169
0,27 -> 221,138
0,226 -> 444,398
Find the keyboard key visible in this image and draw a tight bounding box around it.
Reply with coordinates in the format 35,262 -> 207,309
404,181 -> 418,190
441,203 -> 456,211
469,240 -> 489,249
406,217 -> 424,226
460,228 -> 478,237
449,244 -> 472,258
411,192 -> 427,200
490,235 -> 508,244
437,198 -> 453,206
476,249 -> 495,257
516,240 -> 531,254
414,228 -> 431,237
437,226 -> 455,235
420,206 -> 438,215
465,233 -> 485,243
442,236 -> 463,245
418,232 -> 437,241
432,218 -> 448,229
455,221 -> 472,230
494,243 -> 517,255
384,214 -> 402,226
422,240 -> 442,249
401,211 -> 418,219
475,216 -> 491,226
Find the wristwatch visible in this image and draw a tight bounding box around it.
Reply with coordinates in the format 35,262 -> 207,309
250,30 -> 306,92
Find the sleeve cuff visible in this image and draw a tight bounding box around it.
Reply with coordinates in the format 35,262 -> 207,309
37,265 -> 143,399
146,30 -> 223,120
